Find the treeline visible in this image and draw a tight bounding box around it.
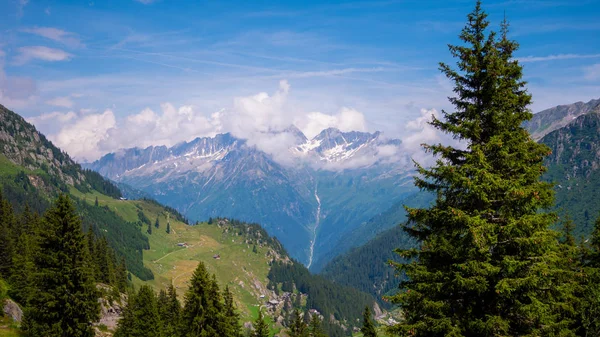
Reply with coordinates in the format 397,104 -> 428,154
267,260 -> 375,336
115,261 -> 334,337
0,194 -> 128,336
74,197 -> 153,280
141,197 -> 189,224
208,217 -> 288,257
77,168 -> 123,198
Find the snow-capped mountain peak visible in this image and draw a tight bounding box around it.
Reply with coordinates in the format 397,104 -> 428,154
293,127 -> 386,163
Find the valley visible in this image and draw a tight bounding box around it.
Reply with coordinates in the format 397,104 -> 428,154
1,0 -> 599,335
87,128 -> 416,269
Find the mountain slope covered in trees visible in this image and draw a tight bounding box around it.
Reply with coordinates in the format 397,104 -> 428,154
0,103 -> 379,336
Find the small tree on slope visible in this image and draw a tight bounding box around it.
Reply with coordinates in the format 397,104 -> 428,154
360,306 -> 377,337
389,1 -> 576,336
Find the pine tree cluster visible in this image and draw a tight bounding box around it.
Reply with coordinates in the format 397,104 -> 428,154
114,261 -> 243,337
0,193 -> 128,337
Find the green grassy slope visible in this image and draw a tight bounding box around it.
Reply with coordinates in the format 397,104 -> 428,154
70,189 -> 284,325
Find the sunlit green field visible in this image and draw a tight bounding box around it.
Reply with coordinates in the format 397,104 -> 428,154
74,189 -> 279,330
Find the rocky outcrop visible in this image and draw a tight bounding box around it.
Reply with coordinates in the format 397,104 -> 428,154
0,104 -> 85,186
2,299 -> 23,322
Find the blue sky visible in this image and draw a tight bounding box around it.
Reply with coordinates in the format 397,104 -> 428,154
1,0 -> 599,161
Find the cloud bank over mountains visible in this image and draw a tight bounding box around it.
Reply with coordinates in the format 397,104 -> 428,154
27,80 -> 442,169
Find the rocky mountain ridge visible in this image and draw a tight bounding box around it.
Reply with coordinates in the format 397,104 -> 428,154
86,126 -> 415,269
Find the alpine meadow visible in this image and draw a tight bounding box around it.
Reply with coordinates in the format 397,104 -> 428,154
1,1 -> 600,337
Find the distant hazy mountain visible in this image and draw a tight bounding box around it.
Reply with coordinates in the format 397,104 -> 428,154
523,98 -> 600,140
87,127 -> 416,268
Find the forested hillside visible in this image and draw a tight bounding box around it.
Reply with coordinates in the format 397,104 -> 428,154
320,225 -> 412,307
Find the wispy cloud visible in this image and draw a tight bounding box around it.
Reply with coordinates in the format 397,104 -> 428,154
16,0 -> 29,18
518,53 -> 600,63
269,67 -> 387,79
13,46 -> 73,65
21,27 -> 84,48
134,0 -> 157,4
584,63 -> 600,81
46,96 -> 75,108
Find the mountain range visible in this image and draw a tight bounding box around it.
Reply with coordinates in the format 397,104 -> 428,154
0,103 -> 385,336
86,126 -> 416,270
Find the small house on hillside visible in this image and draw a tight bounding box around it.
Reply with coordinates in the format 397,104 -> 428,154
213,254 -> 221,260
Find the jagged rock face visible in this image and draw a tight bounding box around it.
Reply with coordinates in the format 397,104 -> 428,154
524,98 -> 600,140
2,299 -> 23,322
86,128 -> 415,268
0,104 -> 85,186
543,112 -> 600,179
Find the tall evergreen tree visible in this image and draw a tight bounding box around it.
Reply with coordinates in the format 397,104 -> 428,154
147,221 -> 152,235
308,313 -> 327,337
581,215 -> 600,336
9,211 -> 39,304
166,222 -> 171,234
180,262 -> 230,336
360,306 -> 377,337
115,285 -> 161,337
155,216 -> 160,229
23,195 -> 100,337
253,309 -> 270,337
158,283 -> 181,337
389,2 -> 575,336
224,285 -> 242,337
115,257 -> 129,292
289,309 -> 308,337
0,195 -> 16,278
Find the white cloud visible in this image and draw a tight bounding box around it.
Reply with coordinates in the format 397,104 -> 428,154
31,81 -> 385,166
29,111 -> 77,123
99,103 -> 221,152
584,63 -> 600,81
27,111 -> 77,133
14,46 -> 73,65
134,0 -> 156,4
46,96 -> 74,108
518,53 -> 600,63
400,108 -> 443,165
50,110 -> 116,161
296,107 -> 367,139
219,80 -> 302,164
21,27 -> 84,48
